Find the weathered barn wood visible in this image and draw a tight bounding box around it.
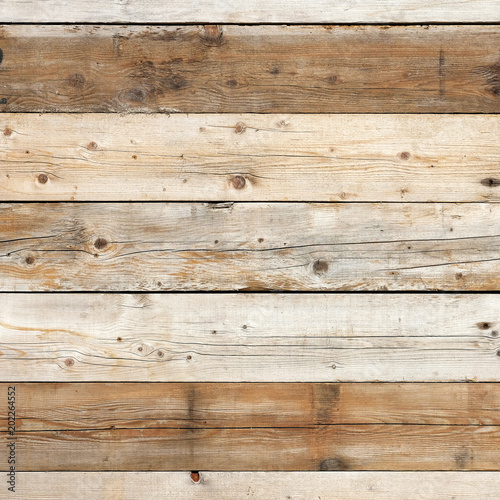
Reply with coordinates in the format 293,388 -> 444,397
2,0 -> 498,23
0,294 -> 498,381
2,114 -> 499,202
2,424 -> 499,470
2,203 -> 500,291
1,25 -> 499,113
13,472 -> 500,500
2,383 -> 499,429
2,0 -> 500,492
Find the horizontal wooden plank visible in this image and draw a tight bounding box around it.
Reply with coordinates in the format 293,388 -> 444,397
2,0 -> 499,23
12,472 -> 500,500
1,25 -> 499,113
2,424 -> 499,471
2,203 -> 500,291
2,114 -> 499,202
0,294 -> 499,381
2,383 -> 499,430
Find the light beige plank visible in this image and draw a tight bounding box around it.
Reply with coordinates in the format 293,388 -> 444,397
1,383 -> 499,430
2,425 -> 499,470
1,25 -> 500,113
12,472 -> 500,499
0,294 -> 498,381
2,203 -> 500,291
2,114 -> 499,202
1,1 -> 499,23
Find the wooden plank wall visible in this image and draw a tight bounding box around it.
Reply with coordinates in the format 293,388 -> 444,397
1,2 -> 500,499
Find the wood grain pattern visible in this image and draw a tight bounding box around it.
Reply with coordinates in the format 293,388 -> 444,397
2,424 -> 499,471
1,25 -> 500,113
0,294 -> 499,381
2,203 -> 500,291
2,383 -> 499,429
2,113 -> 500,202
13,472 -> 500,500
2,0 -> 499,23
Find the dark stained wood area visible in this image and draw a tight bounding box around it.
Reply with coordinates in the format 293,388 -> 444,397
0,25 -> 499,113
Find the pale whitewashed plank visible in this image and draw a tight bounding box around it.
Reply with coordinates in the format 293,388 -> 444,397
13,472 -> 500,499
2,114 -> 499,202
0,294 -> 498,381
1,0 -> 498,23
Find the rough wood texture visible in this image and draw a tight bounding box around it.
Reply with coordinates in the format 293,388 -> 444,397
2,0 -> 499,23
2,203 -> 500,291
1,25 -> 499,113
0,294 -> 498,381
2,424 -> 499,471
2,383 -> 499,429
2,114 -> 500,202
13,472 -> 500,500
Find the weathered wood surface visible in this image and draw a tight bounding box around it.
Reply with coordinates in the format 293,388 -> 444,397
0,294 -> 499,381
2,0 -> 499,23
2,424 -> 499,471
2,203 -> 500,291
2,383 -> 499,429
13,472 -> 500,500
2,114 -> 500,202
1,25 -> 499,113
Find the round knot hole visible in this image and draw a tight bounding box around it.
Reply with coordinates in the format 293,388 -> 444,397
313,260 -> 329,275
37,173 -> 48,184
94,238 -> 108,250
231,175 -> 246,190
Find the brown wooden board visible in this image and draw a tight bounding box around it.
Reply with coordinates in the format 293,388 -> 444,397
0,25 -> 499,113
1,425 -> 499,471
2,203 -> 500,291
1,383 -> 499,430
1,383 -> 500,471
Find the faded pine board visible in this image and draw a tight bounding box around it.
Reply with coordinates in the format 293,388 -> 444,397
1,25 -> 500,113
3,203 -> 500,291
2,425 -> 499,471
2,383 -> 499,429
12,472 -> 500,500
0,294 -> 498,381
2,0 -> 499,23
2,114 -> 500,202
